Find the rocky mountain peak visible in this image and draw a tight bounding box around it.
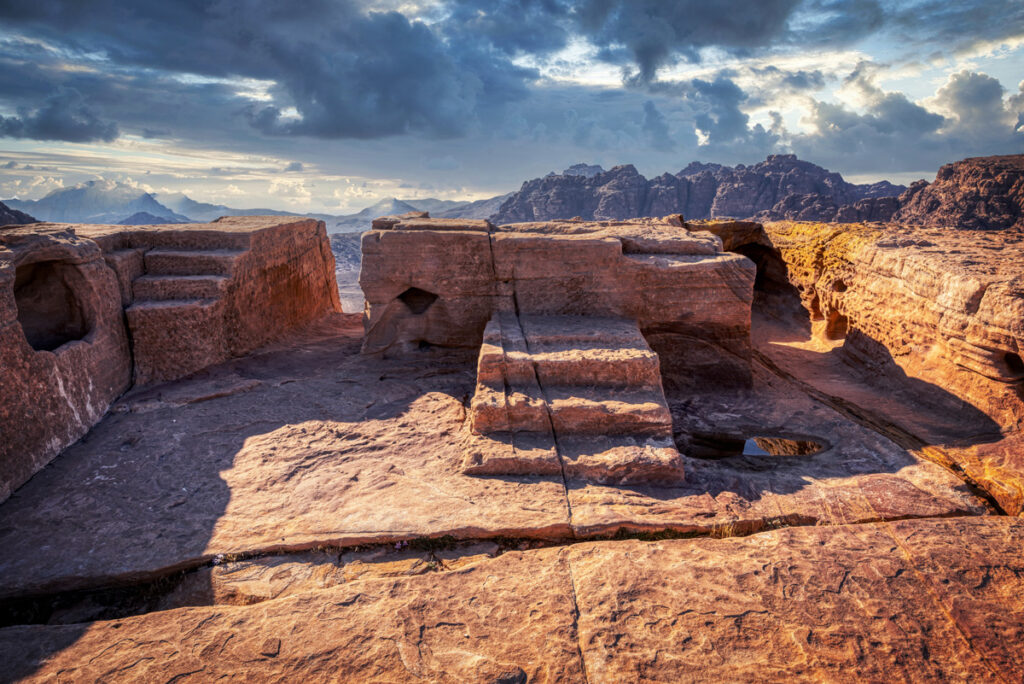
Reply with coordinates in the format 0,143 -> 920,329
893,154 -> 1024,230
0,200 -> 36,226
492,155 -> 907,224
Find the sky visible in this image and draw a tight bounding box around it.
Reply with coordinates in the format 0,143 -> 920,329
0,0 -> 1022,214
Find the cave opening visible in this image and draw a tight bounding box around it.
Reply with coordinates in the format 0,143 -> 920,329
14,261 -> 89,352
397,287 -> 439,315
825,310 -> 849,340
733,242 -> 807,326
1005,352 -> 1024,377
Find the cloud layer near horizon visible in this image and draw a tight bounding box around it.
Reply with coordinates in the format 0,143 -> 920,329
0,0 -> 1022,211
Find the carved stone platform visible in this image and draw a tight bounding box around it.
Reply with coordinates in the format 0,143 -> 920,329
463,312 -> 683,484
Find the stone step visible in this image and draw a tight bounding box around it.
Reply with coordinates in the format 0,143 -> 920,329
132,274 -> 229,302
531,346 -> 662,389
519,314 -> 648,348
545,387 -> 673,438
470,379 -> 549,435
557,434 -> 685,484
125,299 -> 226,385
143,248 -> 244,276
461,430 -> 562,477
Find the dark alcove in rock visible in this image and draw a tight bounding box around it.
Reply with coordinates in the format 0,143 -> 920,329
14,261 -> 89,352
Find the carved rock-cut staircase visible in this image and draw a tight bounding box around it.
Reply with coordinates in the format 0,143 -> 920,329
125,247 -> 246,385
463,312 -> 683,484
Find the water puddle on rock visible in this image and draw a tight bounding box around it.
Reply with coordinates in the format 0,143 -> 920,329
689,432 -> 828,463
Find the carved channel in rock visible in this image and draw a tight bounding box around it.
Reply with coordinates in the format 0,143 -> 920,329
14,260 -> 89,351
825,309 -> 849,340
687,431 -> 826,461
1004,352 -> 1024,379
397,286 -> 439,315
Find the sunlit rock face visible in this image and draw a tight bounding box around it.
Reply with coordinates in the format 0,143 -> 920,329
2,186 -> 1024,682
894,155 -> 1024,230
360,214 -> 754,390
700,217 -> 1024,514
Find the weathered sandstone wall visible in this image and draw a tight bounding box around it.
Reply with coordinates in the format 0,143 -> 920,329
74,216 -> 340,384
360,215 -> 755,390
0,227 -> 132,502
0,217 -> 340,502
761,221 -> 1023,429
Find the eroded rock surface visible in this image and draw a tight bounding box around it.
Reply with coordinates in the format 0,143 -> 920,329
0,313 -> 984,604
2,202 -> 1022,681
464,313 -> 684,483
2,518 -> 1021,682
0,217 -> 340,503
700,217 -> 1024,514
0,227 -> 131,502
361,215 -> 754,391
894,154 -> 1024,230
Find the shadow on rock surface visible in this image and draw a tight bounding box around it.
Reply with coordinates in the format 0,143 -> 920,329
0,313 -> 483,680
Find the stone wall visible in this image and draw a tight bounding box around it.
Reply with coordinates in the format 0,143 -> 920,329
0,217 -> 340,502
360,214 -> 755,390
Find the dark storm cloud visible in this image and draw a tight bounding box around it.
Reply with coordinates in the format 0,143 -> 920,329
442,0 -> 571,56
573,0 -> 801,80
0,0 -> 538,140
0,88 -> 118,142
789,0 -> 884,45
686,78 -> 756,145
641,100 -> 674,151
886,0 -> 1024,53
750,66 -> 827,93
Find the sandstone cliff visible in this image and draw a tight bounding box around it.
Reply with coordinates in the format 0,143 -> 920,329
894,154 -> 1024,230
492,155 -> 906,224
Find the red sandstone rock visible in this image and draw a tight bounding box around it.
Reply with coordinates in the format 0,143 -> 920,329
0,547 -> 586,683
360,216 -> 754,390
894,154 -> 1024,230
760,222 -> 1023,430
0,226 -> 131,502
1,218 -> 340,502
569,517 -> 1024,682
76,216 -> 342,385
1,518 -> 1021,681
0,314 -> 983,602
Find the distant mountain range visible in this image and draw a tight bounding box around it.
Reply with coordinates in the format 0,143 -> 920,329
2,181 -> 504,232
4,181 -> 192,225
492,155 -> 908,224
0,200 -> 36,226
3,156 -> 933,233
